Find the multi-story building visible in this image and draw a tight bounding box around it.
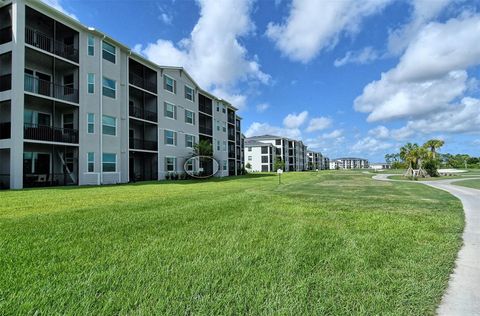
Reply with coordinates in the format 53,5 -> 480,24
323,157 -> 330,170
244,139 -> 275,172
0,0 -> 243,189
331,157 -> 369,169
244,135 -> 309,172
306,150 -> 323,170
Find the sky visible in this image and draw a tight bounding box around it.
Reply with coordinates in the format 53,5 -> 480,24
45,0 -> 480,161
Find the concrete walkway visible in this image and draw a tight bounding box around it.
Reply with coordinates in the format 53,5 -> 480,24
373,174 -> 480,315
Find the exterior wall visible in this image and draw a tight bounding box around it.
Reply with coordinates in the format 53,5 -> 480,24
245,146 -> 263,172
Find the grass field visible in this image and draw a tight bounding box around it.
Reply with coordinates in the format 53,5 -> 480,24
0,171 -> 464,315
388,169 -> 480,182
453,179 -> 480,190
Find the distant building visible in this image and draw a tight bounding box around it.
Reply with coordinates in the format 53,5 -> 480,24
331,157 -> 369,169
370,162 -> 391,170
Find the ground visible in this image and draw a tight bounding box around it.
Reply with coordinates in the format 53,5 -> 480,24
453,179 -> 480,190
388,169 -> 480,182
0,171 -> 464,315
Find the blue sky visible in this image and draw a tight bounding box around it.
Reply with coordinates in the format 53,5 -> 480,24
48,0 -> 480,161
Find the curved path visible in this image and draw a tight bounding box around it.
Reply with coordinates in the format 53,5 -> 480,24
373,174 -> 480,315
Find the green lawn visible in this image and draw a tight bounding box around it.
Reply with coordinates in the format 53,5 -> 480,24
0,171 -> 464,315
453,179 -> 480,190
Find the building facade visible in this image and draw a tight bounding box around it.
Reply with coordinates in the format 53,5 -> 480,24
0,0 -> 243,189
244,135 -> 325,172
331,157 -> 369,169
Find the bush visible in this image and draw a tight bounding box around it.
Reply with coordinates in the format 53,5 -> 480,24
424,159 -> 439,177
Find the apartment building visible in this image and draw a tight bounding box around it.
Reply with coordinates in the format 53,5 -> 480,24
306,150 -> 323,170
244,135 -> 310,172
331,157 -> 369,169
323,156 -> 330,170
0,0 -> 243,189
244,139 -> 275,172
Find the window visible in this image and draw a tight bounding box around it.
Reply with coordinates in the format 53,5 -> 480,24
185,134 -> 195,148
164,130 -> 177,145
216,120 -> 220,131
185,109 -> 195,124
87,113 -> 95,133
102,115 -> 116,136
216,140 -> 220,151
276,139 -> 281,145
87,152 -> 95,172
223,160 -> 227,171
261,156 -> 268,163
102,77 -> 116,98
223,141 -> 227,152
261,147 -> 268,154
248,147 -> 252,152
222,105 -> 226,113
163,75 -> 176,93
261,165 -> 269,172
165,157 -> 176,172
102,153 -> 116,172
87,35 -> 95,56
216,103 -> 220,112
164,102 -> 176,119
248,156 -> 252,161
87,73 -> 95,94
102,41 -> 116,63
222,123 -> 227,133
185,85 -> 194,101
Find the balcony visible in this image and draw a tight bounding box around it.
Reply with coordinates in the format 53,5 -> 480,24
25,73 -> 79,103
129,72 -> 157,94
199,125 -> 212,136
129,138 -> 158,151
25,27 -> 79,63
129,104 -> 157,122
227,110 -> 235,124
0,122 -> 10,139
24,123 -> 78,144
0,73 -> 10,92
0,26 -> 11,45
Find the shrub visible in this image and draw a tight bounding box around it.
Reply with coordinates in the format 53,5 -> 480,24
424,159 -> 439,177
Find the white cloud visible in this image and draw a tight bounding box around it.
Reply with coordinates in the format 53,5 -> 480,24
388,0 -> 453,55
352,136 -> 393,153
306,117 -> 332,132
283,111 -> 309,129
245,122 -> 301,139
334,47 -> 379,67
355,14 -> 480,123
266,0 -> 392,63
355,70 -> 467,122
368,125 -> 390,139
41,0 -> 77,19
322,129 -> 344,139
136,0 -> 270,109
159,13 -> 173,25
256,103 -> 270,113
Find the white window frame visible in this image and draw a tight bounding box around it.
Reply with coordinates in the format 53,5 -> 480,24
87,35 -> 95,56
164,129 -> 177,146
87,73 -> 95,94
184,84 -> 194,102
102,115 -> 117,136
102,153 -> 117,173
102,77 -> 116,99
165,156 -> 177,172
87,152 -> 95,173
185,134 -> 195,148
87,113 -> 95,134
102,41 -> 116,64
164,102 -> 176,120
163,74 -> 176,94
185,109 -> 195,125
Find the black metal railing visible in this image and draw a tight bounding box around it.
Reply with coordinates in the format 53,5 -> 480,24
228,114 -> 235,124
129,138 -> 158,151
0,74 -> 11,92
129,104 -> 157,122
24,73 -> 79,103
129,72 -> 157,94
130,171 -> 158,182
0,122 -> 10,139
25,27 -> 79,62
199,125 -> 213,136
23,173 -> 77,188
0,26 -> 12,45
228,132 -> 235,141
24,123 -> 78,144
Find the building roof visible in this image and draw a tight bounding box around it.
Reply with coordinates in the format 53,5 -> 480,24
333,157 -> 369,161
244,139 -> 274,147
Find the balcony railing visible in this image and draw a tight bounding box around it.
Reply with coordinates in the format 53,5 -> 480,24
129,72 -> 157,94
25,27 -> 79,62
0,74 -> 11,92
0,122 -> 10,139
24,123 -> 79,144
129,104 -> 157,122
24,173 -> 77,188
25,73 -> 79,103
0,26 -> 12,45
199,125 -> 212,136
129,138 -> 158,151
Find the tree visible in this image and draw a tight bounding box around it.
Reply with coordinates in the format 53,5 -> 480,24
273,157 -> 285,171
423,139 -> 444,160
245,162 -> 252,169
193,139 -> 213,157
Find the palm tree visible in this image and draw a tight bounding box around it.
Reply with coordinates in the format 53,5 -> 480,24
193,139 -> 213,157
423,139 -> 444,160
400,143 -> 418,168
